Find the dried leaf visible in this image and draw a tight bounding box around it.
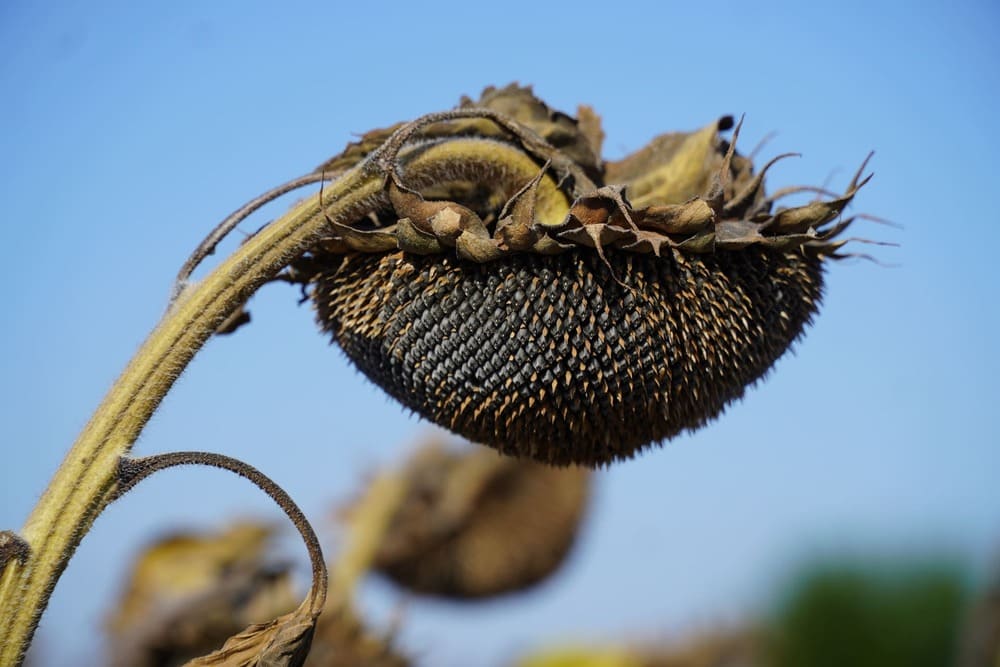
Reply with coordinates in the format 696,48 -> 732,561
616,229 -> 674,256
185,602 -> 316,667
638,199 -> 715,235
455,230 -> 505,262
714,220 -> 767,249
557,223 -> 631,250
329,222 -> 399,253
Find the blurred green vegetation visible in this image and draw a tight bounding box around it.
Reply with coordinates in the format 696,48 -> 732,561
769,560 -> 970,667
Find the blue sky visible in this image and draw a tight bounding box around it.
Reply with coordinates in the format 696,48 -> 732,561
1,1 -> 998,664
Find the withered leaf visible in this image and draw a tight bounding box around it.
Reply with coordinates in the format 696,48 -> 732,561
675,231 -> 716,253
395,218 -> 444,255
557,223 -> 631,250
185,602 -> 317,667
529,234 -> 575,255
329,222 -> 399,253
616,229 -> 674,256
766,175 -> 870,235
638,199 -> 715,235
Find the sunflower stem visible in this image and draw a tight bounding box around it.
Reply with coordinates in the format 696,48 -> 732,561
0,117 -> 576,665
0,164 -> 380,666
328,470 -> 408,611
113,452 -> 328,616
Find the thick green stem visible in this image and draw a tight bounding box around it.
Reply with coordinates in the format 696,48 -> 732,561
0,166 -> 380,666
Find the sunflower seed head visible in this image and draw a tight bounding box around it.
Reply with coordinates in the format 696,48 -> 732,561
301,85 -> 876,465
105,523 -> 300,667
347,439 -> 591,598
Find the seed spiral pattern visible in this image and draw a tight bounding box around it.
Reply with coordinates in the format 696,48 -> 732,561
315,247 -> 822,464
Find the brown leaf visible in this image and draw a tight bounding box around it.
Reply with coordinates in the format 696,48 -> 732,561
388,180 -> 486,249
616,229 -> 674,256
638,199 -> 715,235
185,602 -> 317,667
329,222 -> 399,253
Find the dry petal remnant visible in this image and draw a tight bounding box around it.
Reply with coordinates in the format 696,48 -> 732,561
301,85 -> 872,465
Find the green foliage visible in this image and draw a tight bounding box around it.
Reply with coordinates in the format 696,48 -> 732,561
770,561 -> 968,667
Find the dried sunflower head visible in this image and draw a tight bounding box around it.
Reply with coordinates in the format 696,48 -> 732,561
105,522 -> 299,667
298,84 -> 871,466
344,438 -> 591,599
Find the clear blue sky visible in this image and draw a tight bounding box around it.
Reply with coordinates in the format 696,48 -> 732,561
1,1 -> 997,665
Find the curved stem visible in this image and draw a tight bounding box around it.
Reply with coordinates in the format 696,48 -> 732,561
114,452 -> 327,615
170,171 -> 338,306
369,107 -> 596,196
0,164 -> 380,667
0,133 -> 572,666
